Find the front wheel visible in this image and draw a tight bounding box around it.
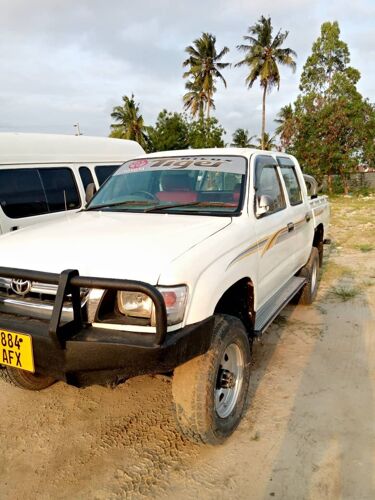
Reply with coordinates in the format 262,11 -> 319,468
172,315 -> 251,444
0,366 -> 56,391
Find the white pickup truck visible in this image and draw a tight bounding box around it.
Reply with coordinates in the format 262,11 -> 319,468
0,148 -> 329,444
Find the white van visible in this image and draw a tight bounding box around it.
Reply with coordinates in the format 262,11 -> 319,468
0,133 -> 144,234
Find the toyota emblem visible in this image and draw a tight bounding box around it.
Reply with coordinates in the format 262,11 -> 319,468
11,279 -> 32,296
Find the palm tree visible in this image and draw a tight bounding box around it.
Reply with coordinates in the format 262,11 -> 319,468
256,132 -> 277,150
183,78 -> 208,119
231,128 -> 256,147
183,33 -> 230,119
235,16 -> 297,149
274,104 -> 295,151
110,94 -> 150,150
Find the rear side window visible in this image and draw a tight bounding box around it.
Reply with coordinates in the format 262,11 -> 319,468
0,167 -> 80,219
0,169 -> 48,218
255,156 -> 286,216
79,166 -> 95,191
39,168 -> 80,212
277,157 -> 302,206
95,165 -> 120,186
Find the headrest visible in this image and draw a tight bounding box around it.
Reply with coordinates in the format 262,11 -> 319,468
162,172 -> 192,191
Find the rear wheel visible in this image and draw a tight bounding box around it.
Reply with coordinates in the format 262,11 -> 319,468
0,366 -> 55,390
297,247 -> 320,305
172,315 -> 251,444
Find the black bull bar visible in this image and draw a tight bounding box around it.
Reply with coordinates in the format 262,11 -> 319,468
0,266 -> 168,347
0,266 -> 214,386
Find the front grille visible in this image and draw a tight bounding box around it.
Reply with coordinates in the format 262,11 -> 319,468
0,277 -> 88,321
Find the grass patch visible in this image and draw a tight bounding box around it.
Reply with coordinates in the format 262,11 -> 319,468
251,431 -> 260,441
362,279 -> 375,288
321,261 -> 354,281
331,286 -> 361,301
358,243 -> 374,253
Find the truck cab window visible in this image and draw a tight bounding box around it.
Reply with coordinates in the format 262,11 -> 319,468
255,156 -> 286,216
277,157 -> 303,206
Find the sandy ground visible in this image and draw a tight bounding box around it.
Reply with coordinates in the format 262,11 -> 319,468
0,196 -> 374,500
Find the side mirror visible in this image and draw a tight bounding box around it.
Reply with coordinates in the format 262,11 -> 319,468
257,194 -> 273,216
85,183 -> 96,205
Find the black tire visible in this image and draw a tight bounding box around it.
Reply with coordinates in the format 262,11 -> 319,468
0,366 -> 55,391
297,247 -> 320,305
172,315 -> 251,445
317,240 -> 324,267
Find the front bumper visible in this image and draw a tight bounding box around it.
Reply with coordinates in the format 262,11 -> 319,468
0,267 -> 214,387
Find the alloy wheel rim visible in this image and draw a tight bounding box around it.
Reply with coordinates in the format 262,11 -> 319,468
311,260 -> 318,293
215,343 -> 244,419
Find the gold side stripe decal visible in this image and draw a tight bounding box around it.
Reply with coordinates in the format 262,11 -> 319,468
227,216 -> 308,269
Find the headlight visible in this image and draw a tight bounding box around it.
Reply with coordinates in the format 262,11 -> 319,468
118,291 -> 153,319
118,286 -> 188,326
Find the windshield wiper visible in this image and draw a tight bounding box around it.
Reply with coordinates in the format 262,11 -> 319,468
145,201 -> 235,213
86,200 -> 155,211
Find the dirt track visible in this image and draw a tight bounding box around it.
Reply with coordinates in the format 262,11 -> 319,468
0,197 -> 374,499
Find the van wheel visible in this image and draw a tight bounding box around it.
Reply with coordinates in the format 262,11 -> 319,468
297,247 -> 320,305
0,366 -> 55,390
172,315 -> 251,445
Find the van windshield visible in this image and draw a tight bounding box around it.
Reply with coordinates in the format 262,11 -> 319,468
87,155 -> 247,215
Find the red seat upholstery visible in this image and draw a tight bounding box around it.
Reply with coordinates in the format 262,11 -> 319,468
233,183 -> 241,203
156,172 -> 198,203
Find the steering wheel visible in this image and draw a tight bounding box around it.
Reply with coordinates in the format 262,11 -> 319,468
131,190 -> 158,201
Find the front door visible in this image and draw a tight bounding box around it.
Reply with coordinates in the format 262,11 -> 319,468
253,154 -> 296,308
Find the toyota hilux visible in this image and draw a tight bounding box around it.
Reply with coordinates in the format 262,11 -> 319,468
0,148 -> 329,444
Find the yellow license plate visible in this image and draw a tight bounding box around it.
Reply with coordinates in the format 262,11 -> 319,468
0,329 -> 35,373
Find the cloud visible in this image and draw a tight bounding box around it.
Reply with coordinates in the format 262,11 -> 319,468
0,0 -> 373,140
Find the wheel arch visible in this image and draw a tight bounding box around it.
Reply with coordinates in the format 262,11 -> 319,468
214,277 -> 255,333
313,223 -> 324,266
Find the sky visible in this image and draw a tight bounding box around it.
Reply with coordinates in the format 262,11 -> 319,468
0,0 -> 374,142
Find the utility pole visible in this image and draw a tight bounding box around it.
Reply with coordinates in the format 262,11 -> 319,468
74,123 -> 82,136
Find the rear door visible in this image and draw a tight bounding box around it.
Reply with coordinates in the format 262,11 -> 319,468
276,156 -> 313,270
253,155 -> 296,307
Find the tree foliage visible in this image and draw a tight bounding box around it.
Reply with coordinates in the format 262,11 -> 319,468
255,132 -> 277,150
183,33 -> 230,119
299,21 -> 351,94
110,94 -> 151,151
236,16 -> 296,149
231,128 -> 256,147
274,104 -> 295,151
148,110 -> 190,152
188,117 -> 226,149
287,21 -> 375,193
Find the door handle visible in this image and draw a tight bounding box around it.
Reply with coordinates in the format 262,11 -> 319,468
287,222 -> 295,232
305,212 -> 311,222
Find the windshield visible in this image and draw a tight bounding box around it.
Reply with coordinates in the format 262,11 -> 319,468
87,155 -> 247,215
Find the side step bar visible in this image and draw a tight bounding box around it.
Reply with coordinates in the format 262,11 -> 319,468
254,276 -> 306,336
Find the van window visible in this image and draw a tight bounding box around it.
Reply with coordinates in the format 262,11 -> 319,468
277,157 -> 303,206
0,169 -> 48,219
39,168 -> 80,212
79,166 -> 95,191
0,167 -> 80,219
95,165 -> 120,186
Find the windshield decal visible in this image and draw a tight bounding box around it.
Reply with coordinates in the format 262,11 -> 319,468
115,156 -> 247,176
